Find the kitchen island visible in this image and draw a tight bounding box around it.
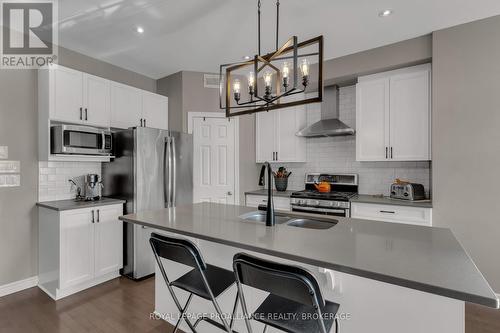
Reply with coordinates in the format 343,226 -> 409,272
120,203 -> 498,332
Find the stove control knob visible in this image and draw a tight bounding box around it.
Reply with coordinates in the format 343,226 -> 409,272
404,192 -> 409,197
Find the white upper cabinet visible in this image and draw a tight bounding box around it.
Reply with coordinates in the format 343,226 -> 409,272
110,83 -> 169,130
256,93 -> 307,163
52,66 -> 85,123
389,69 -> 431,161
84,74 -> 110,127
356,78 -> 390,161
256,110 -> 276,162
47,66 -> 111,127
110,82 -> 142,129
141,91 -> 168,130
356,64 -> 431,161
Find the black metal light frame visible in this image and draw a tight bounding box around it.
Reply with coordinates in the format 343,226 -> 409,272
219,0 -> 324,118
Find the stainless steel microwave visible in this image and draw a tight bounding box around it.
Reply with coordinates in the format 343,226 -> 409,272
51,124 -> 112,156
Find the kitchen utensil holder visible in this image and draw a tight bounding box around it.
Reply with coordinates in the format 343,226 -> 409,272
274,177 -> 288,191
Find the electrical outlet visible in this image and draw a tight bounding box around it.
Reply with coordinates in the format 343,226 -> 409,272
0,146 -> 7,159
0,174 -> 20,187
0,160 -> 20,173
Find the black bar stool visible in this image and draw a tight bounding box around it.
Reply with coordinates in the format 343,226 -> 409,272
233,253 -> 340,333
150,233 -> 238,333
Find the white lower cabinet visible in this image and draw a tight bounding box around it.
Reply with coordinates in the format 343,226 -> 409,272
245,194 -> 291,211
351,202 -> 432,226
38,204 -> 123,300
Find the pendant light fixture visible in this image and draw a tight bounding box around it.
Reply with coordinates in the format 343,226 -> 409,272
220,0 -> 323,117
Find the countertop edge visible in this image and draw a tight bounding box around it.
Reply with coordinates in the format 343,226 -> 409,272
37,199 -> 126,211
119,214 -> 498,308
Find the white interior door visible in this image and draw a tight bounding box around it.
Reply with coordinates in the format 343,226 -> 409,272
193,117 -> 236,204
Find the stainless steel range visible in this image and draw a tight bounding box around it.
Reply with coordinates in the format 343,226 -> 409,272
291,173 -> 358,217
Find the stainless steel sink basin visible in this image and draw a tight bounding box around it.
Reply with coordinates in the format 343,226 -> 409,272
238,211 -> 291,224
286,218 -> 337,230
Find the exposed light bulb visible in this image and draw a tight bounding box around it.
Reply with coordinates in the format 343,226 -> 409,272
233,79 -> 241,102
264,72 -> 272,87
300,59 -> 309,77
233,79 -> 241,94
282,62 -> 289,78
248,72 -> 255,95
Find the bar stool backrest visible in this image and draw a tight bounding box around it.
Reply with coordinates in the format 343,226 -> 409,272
150,232 -> 207,271
233,253 -> 325,308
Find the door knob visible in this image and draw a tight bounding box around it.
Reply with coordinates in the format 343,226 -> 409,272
227,191 -> 233,196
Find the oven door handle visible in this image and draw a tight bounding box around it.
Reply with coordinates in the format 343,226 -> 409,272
291,205 -> 346,214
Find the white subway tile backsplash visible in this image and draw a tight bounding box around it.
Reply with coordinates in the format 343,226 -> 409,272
38,161 -> 101,202
278,86 -> 431,196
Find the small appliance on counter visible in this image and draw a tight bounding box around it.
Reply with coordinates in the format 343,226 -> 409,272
83,173 -> 103,201
390,179 -> 425,201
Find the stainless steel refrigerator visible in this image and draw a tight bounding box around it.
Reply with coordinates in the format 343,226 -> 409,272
102,127 -> 193,279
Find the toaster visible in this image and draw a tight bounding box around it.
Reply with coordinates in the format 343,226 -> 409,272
390,183 -> 425,201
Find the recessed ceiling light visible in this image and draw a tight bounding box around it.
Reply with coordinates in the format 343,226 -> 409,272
243,55 -> 251,60
136,26 -> 144,34
379,9 -> 393,17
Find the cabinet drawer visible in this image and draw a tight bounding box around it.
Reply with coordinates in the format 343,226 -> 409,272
245,194 -> 290,211
351,202 -> 432,226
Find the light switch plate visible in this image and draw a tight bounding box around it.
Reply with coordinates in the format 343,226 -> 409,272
0,146 -> 7,159
0,174 -> 20,187
0,160 -> 20,173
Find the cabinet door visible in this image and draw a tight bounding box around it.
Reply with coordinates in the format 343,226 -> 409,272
94,205 -> 123,277
110,82 -> 142,129
60,209 -> 94,289
389,69 -> 431,161
256,111 -> 277,163
356,78 -> 390,161
84,74 -> 110,127
53,66 -> 84,123
142,91 -> 168,130
276,95 -> 306,162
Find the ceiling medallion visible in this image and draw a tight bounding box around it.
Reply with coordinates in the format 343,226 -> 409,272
220,0 -> 323,117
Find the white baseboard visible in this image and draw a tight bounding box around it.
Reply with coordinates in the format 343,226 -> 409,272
0,276 -> 38,298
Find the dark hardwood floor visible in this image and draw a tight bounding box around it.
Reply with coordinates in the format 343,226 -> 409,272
0,276 -> 498,332
0,277 -> 175,333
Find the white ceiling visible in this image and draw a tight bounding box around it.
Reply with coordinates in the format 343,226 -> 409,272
57,0 -> 500,79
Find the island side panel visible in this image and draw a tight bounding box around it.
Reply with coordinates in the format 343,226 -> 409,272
153,233 -> 464,333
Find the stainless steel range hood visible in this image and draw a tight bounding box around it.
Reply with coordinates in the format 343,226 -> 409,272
296,85 -> 355,137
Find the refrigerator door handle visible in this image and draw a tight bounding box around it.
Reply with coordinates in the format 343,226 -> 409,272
163,137 -> 171,207
171,136 -> 177,207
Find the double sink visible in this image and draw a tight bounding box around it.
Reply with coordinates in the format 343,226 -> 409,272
238,211 -> 337,230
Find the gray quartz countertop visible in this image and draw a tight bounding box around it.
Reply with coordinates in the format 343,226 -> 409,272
36,197 -> 125,211
351,194 -> 433,208
120,202 -> 498,308
245,189 -> 295,197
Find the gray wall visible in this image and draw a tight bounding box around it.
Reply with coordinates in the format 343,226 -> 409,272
157,71 -> 183,131
432,16 -> 500,292
0,47 -> 156,286
0,71 -> 38,285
